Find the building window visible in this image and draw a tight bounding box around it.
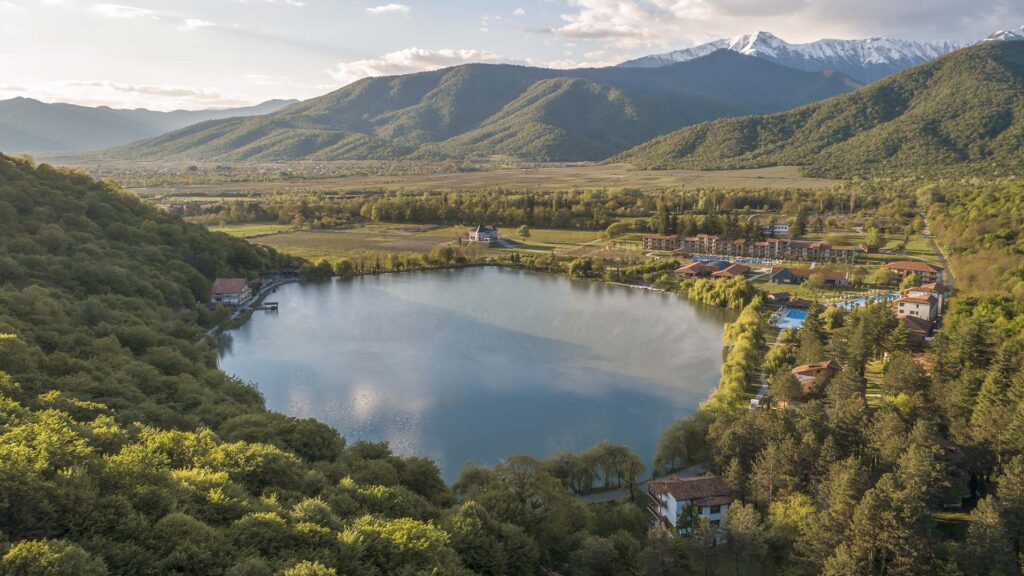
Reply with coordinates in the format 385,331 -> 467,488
710,505 -> 722,514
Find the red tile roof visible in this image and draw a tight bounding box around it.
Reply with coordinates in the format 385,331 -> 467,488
884,261 -> 943,273
791,360 -> 841,378
211,278 -> 248,295
649,474 -> 733,506
902,315 -> 933,335
897,295 -> 936,305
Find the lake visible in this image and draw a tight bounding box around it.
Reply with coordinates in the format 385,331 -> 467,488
219,267 -> 734,482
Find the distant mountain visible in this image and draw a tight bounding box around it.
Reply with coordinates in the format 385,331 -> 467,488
110,51 -> 860,163
614,42 -> 1024,179
619,31 -> 966,83
0,98 -> 299,154
983,26 -> 1024,42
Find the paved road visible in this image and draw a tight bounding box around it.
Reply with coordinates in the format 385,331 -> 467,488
575,462 -> 710,504
920,217 -> 954,289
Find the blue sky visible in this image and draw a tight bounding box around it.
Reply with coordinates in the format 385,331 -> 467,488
1,0 -> 1022,110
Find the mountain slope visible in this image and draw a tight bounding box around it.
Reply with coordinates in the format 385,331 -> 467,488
0,98 -> 299,153
614,42 -> 1024,178
620,31 -> 965,83
112,52 -> 859,163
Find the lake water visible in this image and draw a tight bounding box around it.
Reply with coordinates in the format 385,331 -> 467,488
219,267 -> 733,481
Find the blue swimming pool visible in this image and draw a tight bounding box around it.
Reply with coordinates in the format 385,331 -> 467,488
833,293 -> 899,310
776,307 -> 808,329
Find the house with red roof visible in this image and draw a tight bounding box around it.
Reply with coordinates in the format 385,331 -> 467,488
884,261 -> 943,284
791,360 -> 841,394
211,278 -> 253,307
648,474 -> 734,533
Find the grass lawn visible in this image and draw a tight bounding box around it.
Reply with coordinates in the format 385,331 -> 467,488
210,223 -> 294,238
230,223 -> 610,263
130,164 -> 840,199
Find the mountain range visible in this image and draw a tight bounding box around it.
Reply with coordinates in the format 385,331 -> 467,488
618,31 -> 967,83
103,51 -> 859,163
0,98 -> 299,153
614,41 -> 1024,178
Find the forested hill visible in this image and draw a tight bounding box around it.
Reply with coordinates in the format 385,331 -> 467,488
106,51 -> 859,163
614,41 -> 1024,178
0,154 -> 651,575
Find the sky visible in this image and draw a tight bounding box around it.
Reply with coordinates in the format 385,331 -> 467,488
1,0 -> 1022,111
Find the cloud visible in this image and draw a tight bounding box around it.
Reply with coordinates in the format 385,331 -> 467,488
92,3 -> 159,19
178,18 -> 214,32
545,0 -> 1024,47
513,8 -> 525,16
365,3 -> 410,15
328,47 -> 521,84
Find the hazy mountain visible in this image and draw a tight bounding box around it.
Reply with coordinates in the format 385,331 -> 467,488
0,98 -> 299,154
614,42 -> 1024,179
110,51 -> 860,163
619,31 -> 966,83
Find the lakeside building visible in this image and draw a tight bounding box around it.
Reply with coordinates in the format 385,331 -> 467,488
468,225 -> 500,242
642,233 -> 862,263
648,474 -> 734,534
211,278 -> 253,307
883,261 -> 944,284
769,267 -> 850,287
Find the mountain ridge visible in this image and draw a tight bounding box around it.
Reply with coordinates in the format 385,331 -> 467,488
105,51 -> 860,163
613,41 -> 1024,178
0,98 -> 300,153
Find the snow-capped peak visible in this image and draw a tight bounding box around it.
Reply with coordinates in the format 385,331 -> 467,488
983,26 -> 1024,42
617,31 -> 974,83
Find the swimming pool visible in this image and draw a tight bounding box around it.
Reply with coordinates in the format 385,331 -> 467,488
833,293 -> 899,310
776,307 -> 808,330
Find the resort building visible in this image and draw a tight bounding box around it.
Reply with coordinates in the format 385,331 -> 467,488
895,294 -> 938,322
642,234 -> 679,251
884,261 -> 944,285
903,283 -> 947,315
211,278 -> 253,307
791,360 -> 842,394
640,233 -> 861,263
468,225 -> 500,243
711,263 -> 751,279
771,224 -> 791,235
769,267 -> 850,287
675,260 -> 727,278
648,474 -> 734,533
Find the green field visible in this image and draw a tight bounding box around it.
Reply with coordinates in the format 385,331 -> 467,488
133,164 -> 840,200
210,223 -> 293,238
215,222 -> 611,263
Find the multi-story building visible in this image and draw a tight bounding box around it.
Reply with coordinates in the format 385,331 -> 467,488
648,474 -> 734,534
642,233 -> 862,263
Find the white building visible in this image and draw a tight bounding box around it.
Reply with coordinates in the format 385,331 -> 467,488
903,283 -> 946,316
468,225 -> 499,243
647,474 -> 733,533
896,294 -> 937,321
771,224 -> 790,235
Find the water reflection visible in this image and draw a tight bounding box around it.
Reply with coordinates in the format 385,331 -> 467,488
219,267 -> 734,481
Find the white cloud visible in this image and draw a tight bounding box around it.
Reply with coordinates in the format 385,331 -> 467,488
365,3 -> 410,15
545,0 -> 1024,47
178,18 -> 214,32
328,47 -> 521,84
92,3 -> 159,19
513,8 -> 525,16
